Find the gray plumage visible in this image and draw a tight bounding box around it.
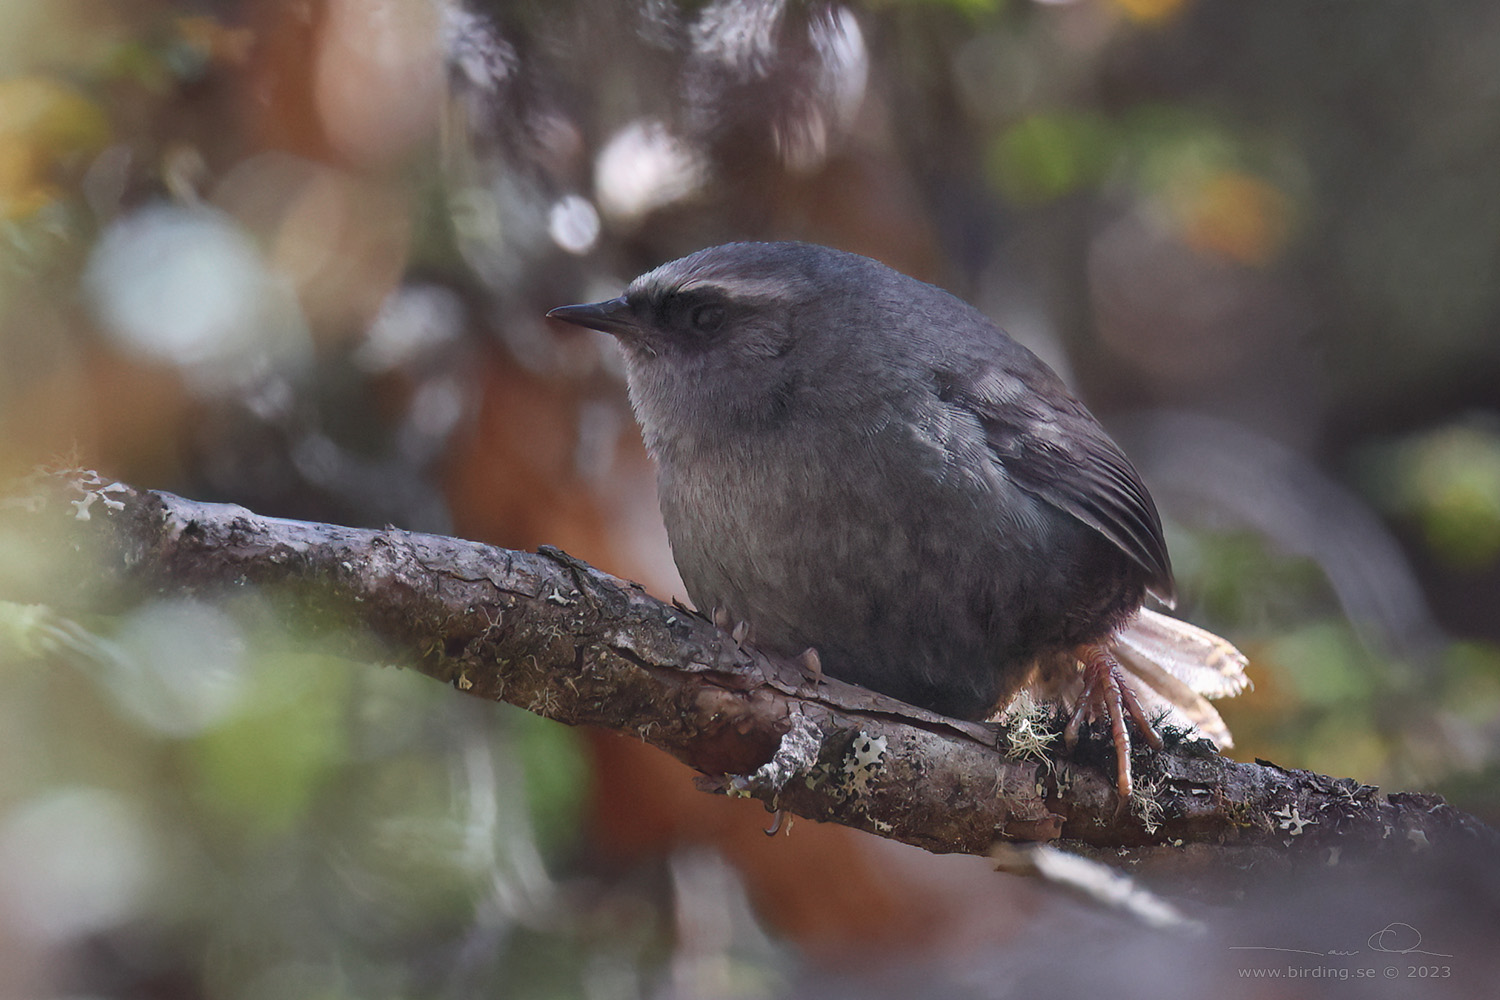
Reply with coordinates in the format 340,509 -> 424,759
549,241 -> 1193,722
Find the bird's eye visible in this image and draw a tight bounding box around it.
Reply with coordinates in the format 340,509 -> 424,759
689,302 -> 727,335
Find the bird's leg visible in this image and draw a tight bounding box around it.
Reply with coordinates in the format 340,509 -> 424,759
1063,643 -> 1163,799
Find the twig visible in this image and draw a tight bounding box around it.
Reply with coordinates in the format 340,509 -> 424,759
3,471 -> 1495,871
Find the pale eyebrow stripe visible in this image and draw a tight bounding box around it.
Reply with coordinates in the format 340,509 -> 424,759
673,276 -> 789,298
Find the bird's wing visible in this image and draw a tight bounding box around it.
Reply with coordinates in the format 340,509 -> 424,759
944,359 -> 1176,606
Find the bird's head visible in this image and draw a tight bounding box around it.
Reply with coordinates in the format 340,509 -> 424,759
548,242 -> 905,448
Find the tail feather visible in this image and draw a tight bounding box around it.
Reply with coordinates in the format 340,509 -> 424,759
1116,608 -> 1250,699
1111,608 -> 1250,748
1020,609 -> 1250,749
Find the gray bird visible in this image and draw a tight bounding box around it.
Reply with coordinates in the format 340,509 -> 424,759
548,241 -> 1246,797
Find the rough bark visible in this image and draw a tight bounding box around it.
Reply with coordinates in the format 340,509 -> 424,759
4,470 -> 1496,873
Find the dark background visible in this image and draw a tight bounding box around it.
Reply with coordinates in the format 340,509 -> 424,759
2,1 -> 1499,996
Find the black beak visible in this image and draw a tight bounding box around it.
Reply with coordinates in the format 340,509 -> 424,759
545,297 -> 639,338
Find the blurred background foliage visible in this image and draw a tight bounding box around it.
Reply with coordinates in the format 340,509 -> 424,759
3,0 -> 1500,997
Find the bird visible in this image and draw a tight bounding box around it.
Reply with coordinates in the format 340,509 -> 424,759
547,241 -> 1247,798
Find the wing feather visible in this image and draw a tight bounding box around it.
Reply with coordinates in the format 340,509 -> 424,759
945,359 -> 1175,605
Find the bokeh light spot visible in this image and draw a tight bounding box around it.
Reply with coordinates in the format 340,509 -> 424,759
106,598 -> 251,737
0,787 -> 157,943
1174,170 -> 1292,266
83,202 -> 310,386
595,120 -> 705,223
989,112 -> 1115,205
548,194 -> 601,255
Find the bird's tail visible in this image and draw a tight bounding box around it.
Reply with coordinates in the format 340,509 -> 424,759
1020,609 -> 1250,747
1108,608 -> 1250,747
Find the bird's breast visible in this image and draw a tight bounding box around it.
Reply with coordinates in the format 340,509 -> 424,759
654,414 -> 1005,629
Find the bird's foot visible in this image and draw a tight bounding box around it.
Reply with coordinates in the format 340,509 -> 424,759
1063,643 -> 1164,799
711,607 -> 755,646
791,646 -> 826,697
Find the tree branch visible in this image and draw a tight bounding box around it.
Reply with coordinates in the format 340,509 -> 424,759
5,471 -> 1496,871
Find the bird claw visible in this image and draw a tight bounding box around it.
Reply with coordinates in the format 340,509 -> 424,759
710,607 -> 755,646
764,809 -> 788,836
1064,644 -> 1163,799
796,647 -> 823,682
